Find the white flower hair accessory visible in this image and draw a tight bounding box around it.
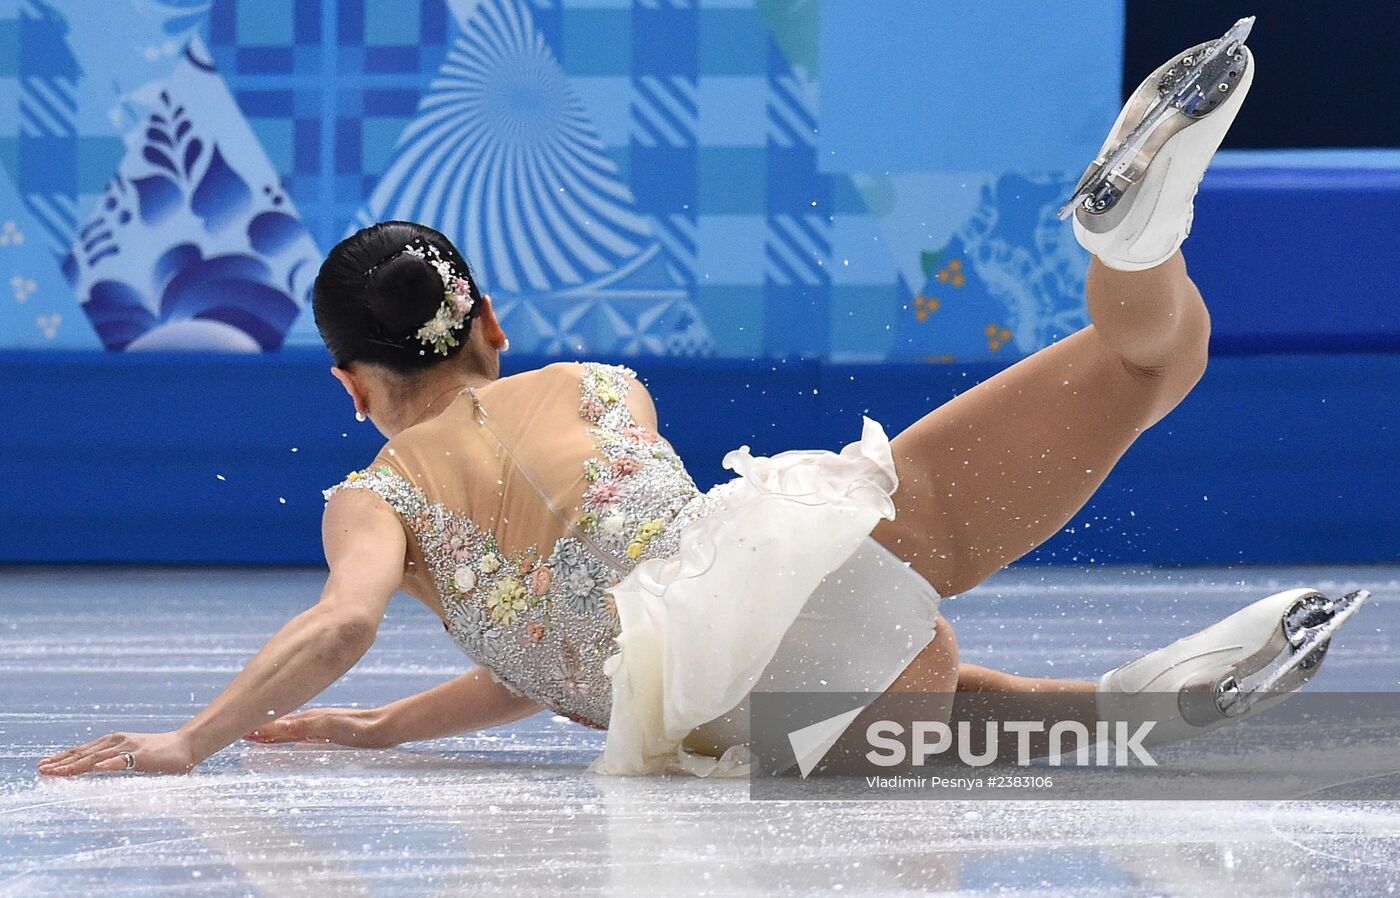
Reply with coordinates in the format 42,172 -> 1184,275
400,239 -> 475,355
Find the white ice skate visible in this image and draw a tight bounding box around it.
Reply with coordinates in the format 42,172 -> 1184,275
1061,16 -> 1256,270
1097,587 -> 1371,746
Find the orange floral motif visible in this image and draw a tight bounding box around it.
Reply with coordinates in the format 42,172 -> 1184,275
936,257 -> 966,288
985,324 -> 1013,352
913,293 -> 940,323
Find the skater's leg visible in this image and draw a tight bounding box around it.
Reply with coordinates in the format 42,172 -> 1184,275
853,27 -> 1360,749
889,620 -> 1094,726
884,615 -> 960,693
859,614 -> 961,752
955,664 -> 1096,703
870,18 -> 1249,595
871,251 -> 1209,598
950,664 -> 1097,759
860,616 -> 1097,764
884,618 -> 1094,702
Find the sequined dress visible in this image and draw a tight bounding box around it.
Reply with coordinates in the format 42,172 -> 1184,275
326,361 -> 941,775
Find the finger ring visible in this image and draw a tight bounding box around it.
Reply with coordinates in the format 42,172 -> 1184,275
120,751 -> 135,770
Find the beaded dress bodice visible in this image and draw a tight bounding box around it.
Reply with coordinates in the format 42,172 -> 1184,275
324,362 -> 716,728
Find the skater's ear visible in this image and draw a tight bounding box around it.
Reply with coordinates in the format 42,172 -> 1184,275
473,293 -> 508,353
331,365 -> 371,420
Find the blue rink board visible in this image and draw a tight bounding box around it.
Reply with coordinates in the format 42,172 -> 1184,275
2,349 -> 1397,566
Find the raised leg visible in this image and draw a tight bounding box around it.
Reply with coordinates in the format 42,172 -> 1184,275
871,251 -> 1210,598
854,24 -> 1267,745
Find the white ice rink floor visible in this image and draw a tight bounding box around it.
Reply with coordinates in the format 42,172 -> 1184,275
2,565 -> 1397,897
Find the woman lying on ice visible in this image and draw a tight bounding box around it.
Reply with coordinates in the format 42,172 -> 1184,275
40,18 -> 1367,778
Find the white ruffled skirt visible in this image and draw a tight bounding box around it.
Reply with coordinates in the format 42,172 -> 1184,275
592,417 -> 943,777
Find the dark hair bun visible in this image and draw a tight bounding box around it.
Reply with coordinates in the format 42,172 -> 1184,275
365,252 -> 443,338
313,220 -> 482,371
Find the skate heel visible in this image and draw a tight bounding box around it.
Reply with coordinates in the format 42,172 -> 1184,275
1063,16 -> 1256,271
1098,587 -> 1372,747
1212,589 -> 1371,718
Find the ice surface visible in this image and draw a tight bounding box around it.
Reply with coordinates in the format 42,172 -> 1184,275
2,566 -> 1397,896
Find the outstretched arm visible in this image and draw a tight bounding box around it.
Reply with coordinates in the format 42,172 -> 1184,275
245,667 -> 542,748
38,490 -> 405,776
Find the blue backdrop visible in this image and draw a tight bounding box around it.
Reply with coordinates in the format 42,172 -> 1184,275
1,0 -> 1397,565
0,0 -> 1125,359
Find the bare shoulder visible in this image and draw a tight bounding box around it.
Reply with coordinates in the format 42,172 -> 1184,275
538,360 -> 658,427
540,360 -> 648,391
493,361 -> 590,392
320,487 -> 406,597
538,360 -> 593,382
322,486 -> 405,549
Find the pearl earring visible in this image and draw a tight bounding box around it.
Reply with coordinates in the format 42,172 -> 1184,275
501,338 -> 510,352
355,411 -> 367,423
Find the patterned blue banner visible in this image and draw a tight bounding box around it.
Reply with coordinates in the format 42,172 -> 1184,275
0,0 -> 1123,360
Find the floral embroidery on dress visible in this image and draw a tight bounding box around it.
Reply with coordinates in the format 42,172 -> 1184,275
327,465 -> 620,727
550,540 -> 609,615
551,636 -> 593,707
572,363 -> 701,566
322,362 -> 707,730
485,576 -> 530,625
446,602 -> 502,664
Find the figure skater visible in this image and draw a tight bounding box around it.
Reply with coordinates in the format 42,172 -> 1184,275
39,19 -> 1366,778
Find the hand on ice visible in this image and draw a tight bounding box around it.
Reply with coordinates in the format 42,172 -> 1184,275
244,706 -> 395,749
38,731 -> 197,777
